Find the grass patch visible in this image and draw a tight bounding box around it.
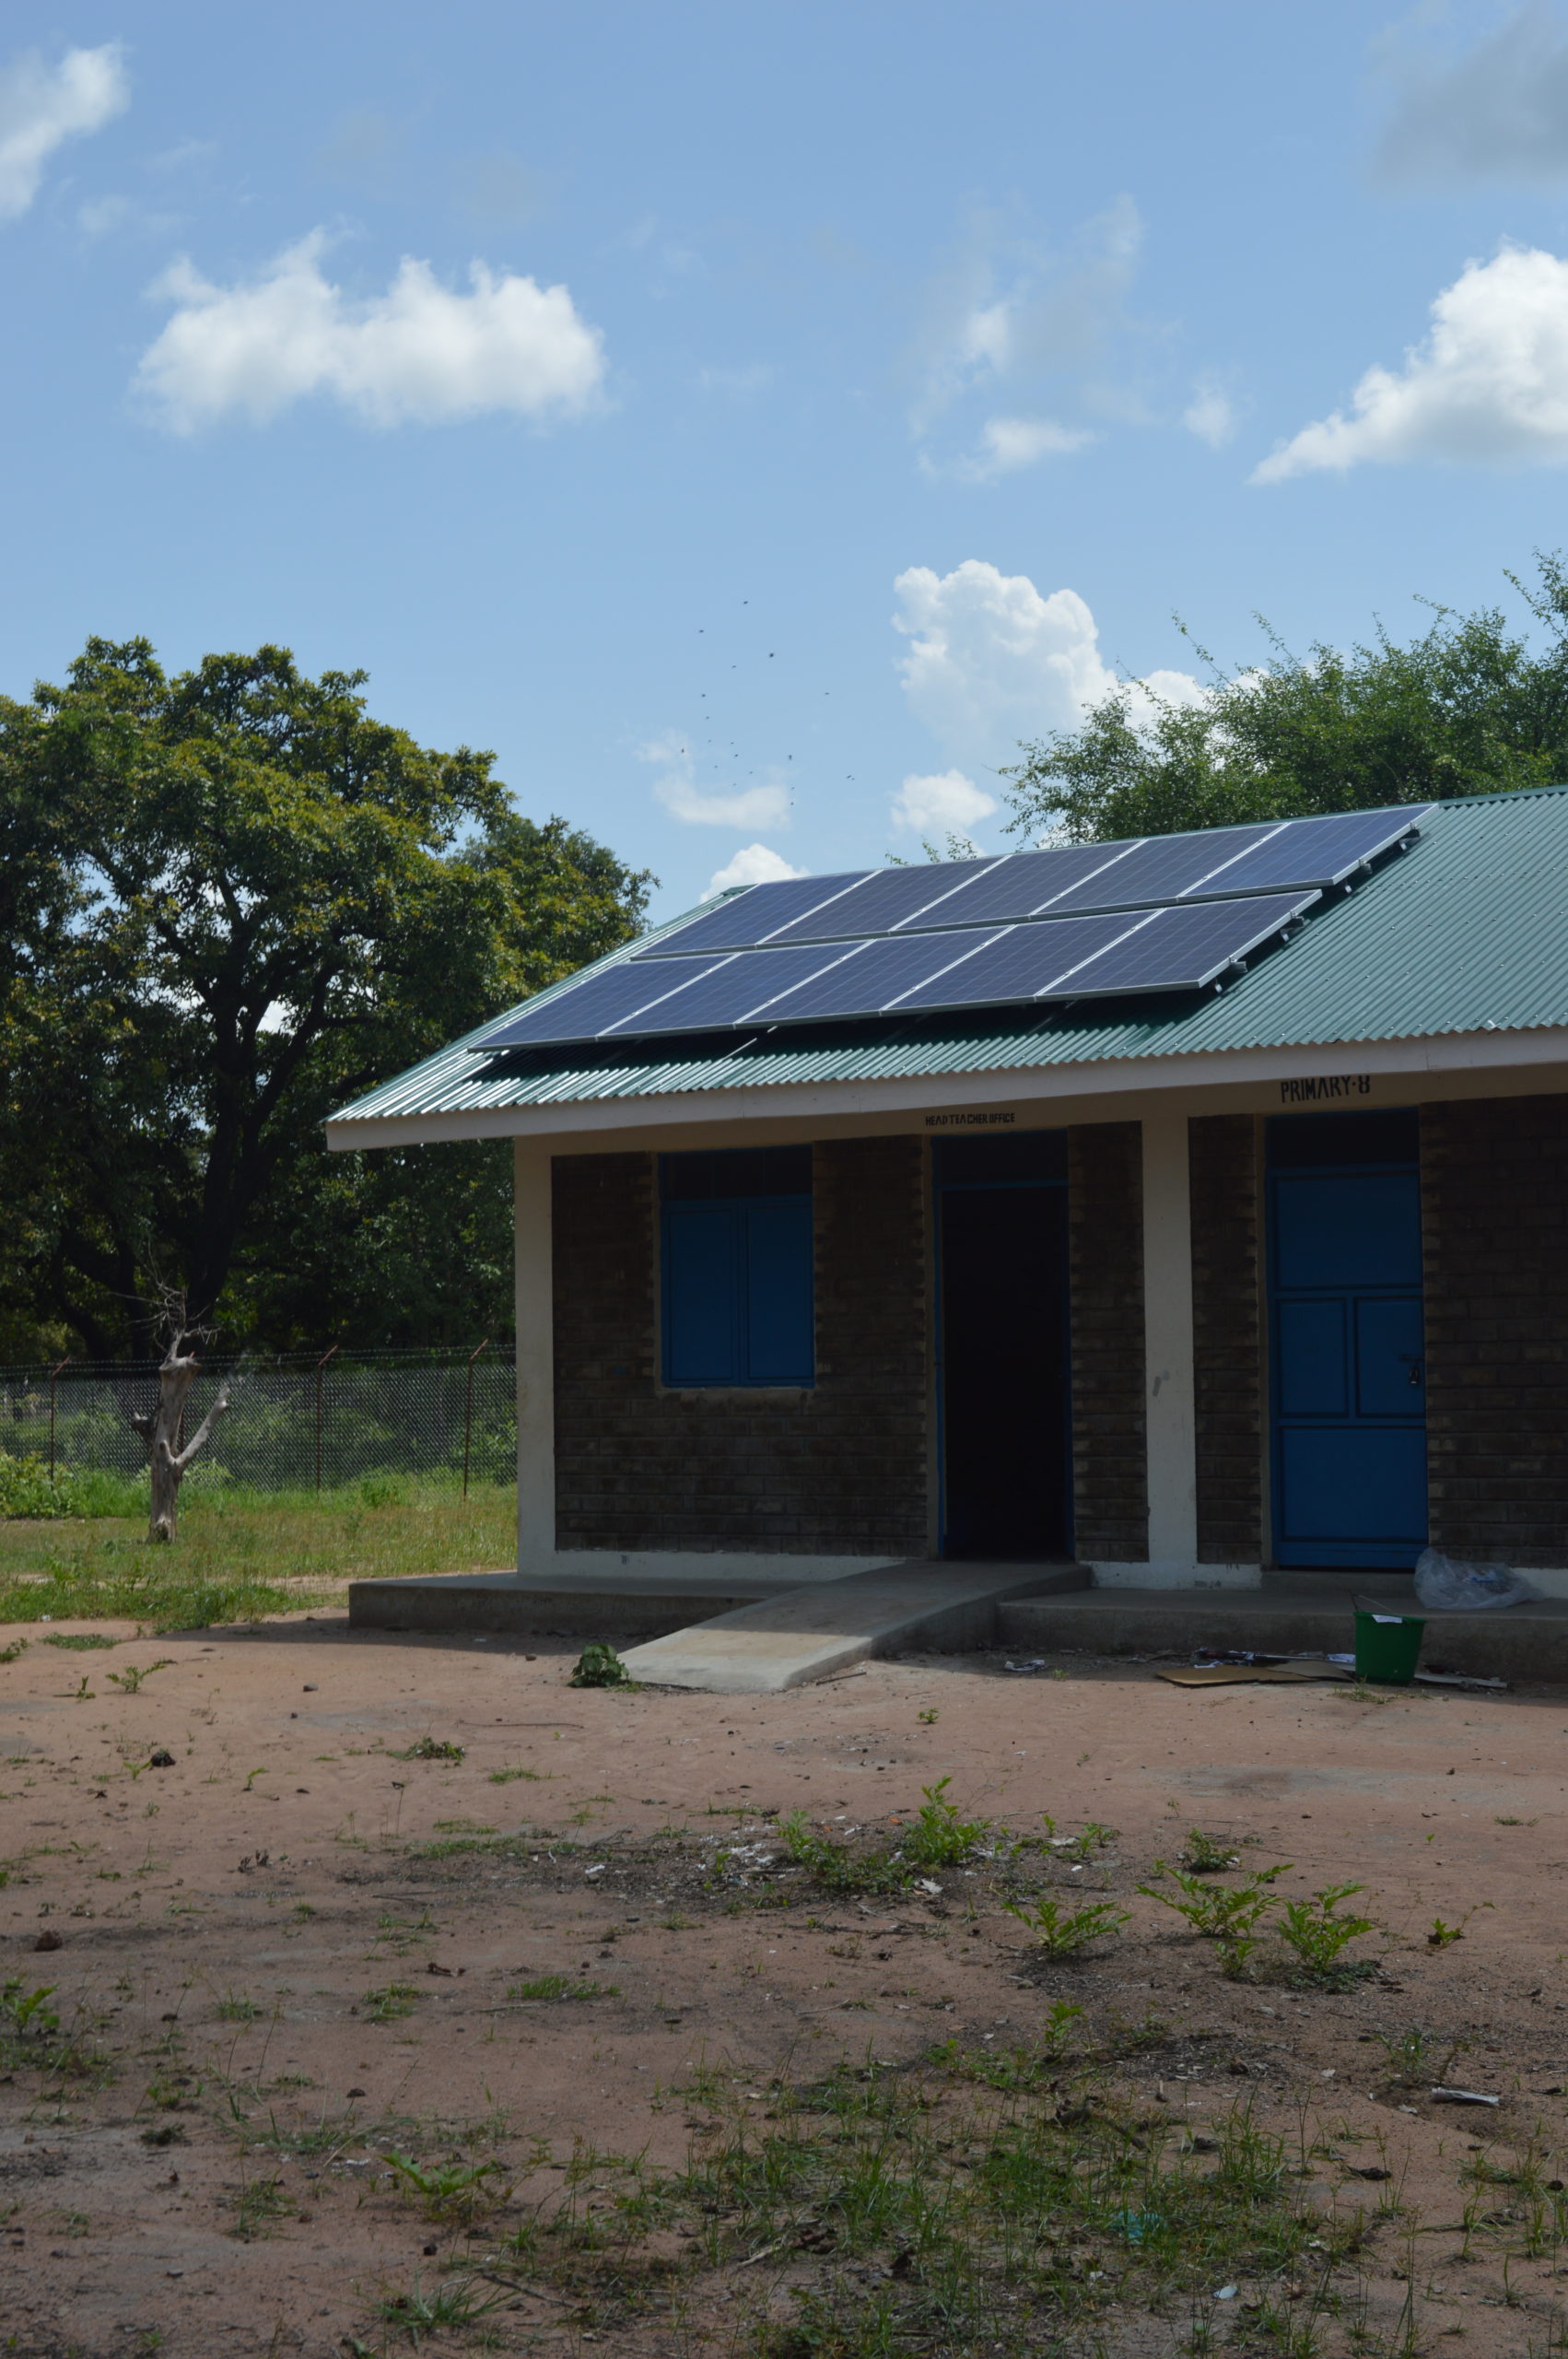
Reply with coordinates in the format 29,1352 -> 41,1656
449,2048 -> 1376,2355
361,1982 -> 419,2024
392,1736 -> 465,1763
508,1975 -> 617,2003
41,1632 -> 118,1650
778,1777 -> 1002,1898
0,1480 -> 517,1632
230,2173 -> 292,2239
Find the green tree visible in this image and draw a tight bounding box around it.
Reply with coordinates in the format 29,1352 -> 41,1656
0,640 -> 651,1357
1002,554 -> 1568,845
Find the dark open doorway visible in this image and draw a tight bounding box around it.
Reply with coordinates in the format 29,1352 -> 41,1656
935,1133 -> 1071,1560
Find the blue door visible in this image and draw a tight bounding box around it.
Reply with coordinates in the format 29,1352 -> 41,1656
1268,1120 -> 1426,1568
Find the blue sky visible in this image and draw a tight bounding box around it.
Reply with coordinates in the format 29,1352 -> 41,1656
8,3 -> 1568,917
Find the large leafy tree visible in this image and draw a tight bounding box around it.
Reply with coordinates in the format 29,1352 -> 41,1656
0,640 -> 651,1357
1003,555 -> 1568,845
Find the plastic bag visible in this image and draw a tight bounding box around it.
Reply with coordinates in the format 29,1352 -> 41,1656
1413,1547 -> 1535,1612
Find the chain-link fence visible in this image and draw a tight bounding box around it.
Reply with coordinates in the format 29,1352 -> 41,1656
0,1351 -> 517,1493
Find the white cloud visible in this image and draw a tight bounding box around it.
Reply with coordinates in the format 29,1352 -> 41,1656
703,844 -> 806,899
1254,244 -> 1568,481
0,42 -> 127,218
948,415 -> 1094,482
1183,377 -> 1238,449
890,769 -> 998,838
907,196 -> 1142,468
1376,3 -> 1568,183
640,733 -> 790,829
893,558 -> 1201,771
135,230 -> 606,430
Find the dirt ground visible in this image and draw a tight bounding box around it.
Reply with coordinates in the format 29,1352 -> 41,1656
3,1612 -> 1568,2357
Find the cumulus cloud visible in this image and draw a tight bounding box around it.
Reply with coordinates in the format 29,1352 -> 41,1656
890,769 -> 998,837
0,41 -> 127,218
135,230 -> 606,430
1376,2 -> 1568,183
704,844 -> 806,898
640,734 -> 790,830
893,559 -> 1202,772
1183,378 -> 1238,449
948,415 -> 1094,481
1254,244 -> 1568,481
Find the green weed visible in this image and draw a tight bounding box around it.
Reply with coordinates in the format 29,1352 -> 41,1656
41,1632 -> 117,1650
1139,1859 -> 1289,1974
230,2174 -> 291,2239
569,1641 -> 635,1688
393,1735 -> 465,1763
777,1813 -> 907,1898
377,2271 -> 510,2343
1372,2024 -> 1472,2088
1005,1895 -> 1129,1955
383,2150 -> 512,2224
1276,1883 -> 1375,1987
900,1776 -> 996,1871
1178,1826 -> 1240,1872
106,1659 -> 173,1695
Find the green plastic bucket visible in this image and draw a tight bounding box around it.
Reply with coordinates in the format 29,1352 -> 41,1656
1354,1608 -> 1425,1684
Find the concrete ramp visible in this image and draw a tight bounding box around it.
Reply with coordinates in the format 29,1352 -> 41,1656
619,1563 -> 1083,1695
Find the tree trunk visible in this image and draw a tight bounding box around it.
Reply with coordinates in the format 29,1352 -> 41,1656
130,1338 -> 230,1543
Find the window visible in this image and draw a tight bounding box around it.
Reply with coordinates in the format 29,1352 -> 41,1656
661,1148 -> 813,1386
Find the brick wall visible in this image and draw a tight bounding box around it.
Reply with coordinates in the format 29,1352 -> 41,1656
551,1137 -> 930,1555
1188,1114 -> 1264,1563
1422,1095 -> 1568,1567
1068,1121 -> 1148,1560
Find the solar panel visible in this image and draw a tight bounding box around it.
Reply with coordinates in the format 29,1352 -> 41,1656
890,892 -> 1317,1015
886,912 -> 1164,1016
475,954 -> 733,1048
761,857 -> 1001,945
883,839 -> 1150,931
602,944 -> 865,1035
1190,804 -> 1431,896
1042,891 -> 1319,997
632,868 -> 872,958
743,926 -> 1011,1025
1034,823 -> 1292,916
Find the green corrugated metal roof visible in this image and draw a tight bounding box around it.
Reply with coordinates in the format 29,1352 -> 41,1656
329,787 -> 1568,1130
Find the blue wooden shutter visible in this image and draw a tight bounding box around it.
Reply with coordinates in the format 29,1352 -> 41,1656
742,1199 -> 814,1382
663,1204 -> 739,1382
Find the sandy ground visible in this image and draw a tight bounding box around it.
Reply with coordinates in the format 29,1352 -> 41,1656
2,1614 -> 1568,2355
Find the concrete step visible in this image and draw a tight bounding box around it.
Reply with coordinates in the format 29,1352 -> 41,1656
998,1587 -> 1568,1684
619,1564 -> 1087,1695
1258,1568 -> 1414,1598
347,1567 -> 852,1642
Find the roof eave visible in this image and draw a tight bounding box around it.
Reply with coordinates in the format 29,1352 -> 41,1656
323,1020 -> 1568,1153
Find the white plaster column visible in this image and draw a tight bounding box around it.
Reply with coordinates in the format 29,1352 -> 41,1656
512,1138 -> 555,1574
1140,1108 -> 1198,1577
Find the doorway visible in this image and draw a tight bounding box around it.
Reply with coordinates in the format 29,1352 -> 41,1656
935,1132 -> 1071,1560
1267,1109 -> 1427,1569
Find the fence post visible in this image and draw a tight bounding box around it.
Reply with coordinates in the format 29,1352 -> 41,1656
463,1338 -> 490,1499
48,1357 -> 70,1479
314,1346 -> 338,1491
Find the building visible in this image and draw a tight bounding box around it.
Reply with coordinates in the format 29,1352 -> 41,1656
326,786 -> 1568,1614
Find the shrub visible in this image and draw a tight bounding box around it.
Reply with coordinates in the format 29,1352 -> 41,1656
569,1642 -> 634,1688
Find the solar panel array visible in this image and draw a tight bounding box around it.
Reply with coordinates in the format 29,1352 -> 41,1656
474,803 -> 1431,1052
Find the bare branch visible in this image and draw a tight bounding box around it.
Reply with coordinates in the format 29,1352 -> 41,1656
171,1379 -> 231,1473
